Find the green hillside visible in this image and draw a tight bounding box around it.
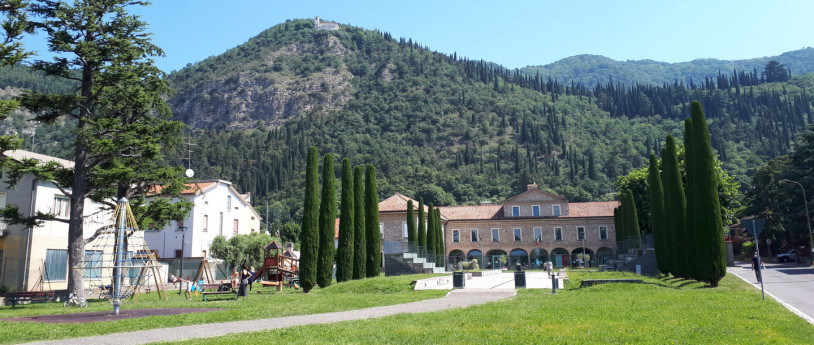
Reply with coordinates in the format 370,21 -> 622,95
2,19 -> 811,228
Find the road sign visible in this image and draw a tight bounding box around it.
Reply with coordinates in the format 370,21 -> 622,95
741,218 -> 766,238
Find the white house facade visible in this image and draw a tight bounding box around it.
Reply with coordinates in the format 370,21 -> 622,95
144,179 -> 261,259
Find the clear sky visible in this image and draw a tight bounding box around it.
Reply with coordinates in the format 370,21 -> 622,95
21,0 -> 814,73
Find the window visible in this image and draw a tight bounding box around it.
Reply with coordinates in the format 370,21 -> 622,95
203,215 -> 209,232
45,249 -> 68,281
403,222 -> 408,238
233,219 -> 239,233
534,227 -> 542,243
514,228 -> 522,242
552,205 -> 561,216
532,205 -> 540,217
83,250 -> 102,279
380,223 -> 384,239
219,212 -> 224,235
577,226 -> 585,241
471,229 -> 479,242
54,195 -> 70,218
491,228 -> 500,242
600,226 -> 608,240
453,230 -> 460,242
512,206 -> 520,217
554,227 -> 563,241
227,196 -> 232,211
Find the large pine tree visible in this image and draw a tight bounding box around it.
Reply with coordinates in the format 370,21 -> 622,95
662,135 -> 687,278
299,147 -> 320,292
647,153 -> 669,275
352,165 -> 366,280
687,101 -> 726,287
364,164 -> 381,277
406,200 -> 417,250
317,154 -> 336,288
417,197 -> 426,252
335,158 -> 354,283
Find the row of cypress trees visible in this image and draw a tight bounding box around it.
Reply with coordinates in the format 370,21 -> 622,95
300,147 -> 382,293
614,190 -> 642,249
648,101 -> 726,287
405,198 -> 446,267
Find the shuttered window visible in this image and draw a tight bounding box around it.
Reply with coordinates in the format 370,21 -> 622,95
45,249 -> 68,281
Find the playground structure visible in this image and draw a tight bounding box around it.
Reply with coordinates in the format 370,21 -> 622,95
253,241 -> 299,291
80,197 -> 167,314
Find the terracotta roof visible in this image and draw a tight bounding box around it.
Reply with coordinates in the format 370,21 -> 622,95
149,181 -> 216,196
438,205 -> 504,221
378,193 -> 428,212
566,201 -> 620,217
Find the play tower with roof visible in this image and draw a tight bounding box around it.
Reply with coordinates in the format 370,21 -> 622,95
252,241 -> 299,290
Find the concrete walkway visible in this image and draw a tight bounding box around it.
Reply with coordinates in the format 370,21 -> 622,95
25,289 -> 516,345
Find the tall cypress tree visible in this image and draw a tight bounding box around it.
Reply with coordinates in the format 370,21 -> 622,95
352,165 -> 366,280
299,147 -> 320,293
426,203 -> 436,260
317,154 -> 336,288
417,197 -> 426,252
335,158 -> 354,283
364,165 -> 381,277
663,135 -> 687,278
684,118 -> 698,279
406,200 -> 417,250
623,190 -> 642,248
647,154 -> 669,275
435,208 -> 445,268
688,101 -> 726,287
613,207 -> 622,242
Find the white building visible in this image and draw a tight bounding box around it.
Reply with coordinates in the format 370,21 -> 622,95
0,149 -> 110,292
144,179 -> 261,259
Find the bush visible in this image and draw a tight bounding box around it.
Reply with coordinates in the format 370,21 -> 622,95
741,241 -> 755,256
460,259 -> 479,271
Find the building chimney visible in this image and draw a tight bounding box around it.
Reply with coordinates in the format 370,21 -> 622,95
527,183 -> 538,191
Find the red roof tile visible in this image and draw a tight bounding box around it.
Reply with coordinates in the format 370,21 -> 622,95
378,193 -> 428,212
566,201 -> 620,217
438,205 -> 504,220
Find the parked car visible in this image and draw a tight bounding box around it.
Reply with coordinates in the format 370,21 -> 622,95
777,249 -> 796,262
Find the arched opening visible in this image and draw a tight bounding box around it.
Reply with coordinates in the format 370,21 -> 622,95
485,249 -> 508,269
551,248 -> 569,268
529,248 -> 549,269
571,248 -> 595,267
449,250 -> 465,265
509,249 -> 528,267
466,249 -> 483,265
596,247 -> 614,266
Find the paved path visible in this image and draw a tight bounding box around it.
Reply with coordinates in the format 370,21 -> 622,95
25,289 -> 516,345
728,262 -> 814,325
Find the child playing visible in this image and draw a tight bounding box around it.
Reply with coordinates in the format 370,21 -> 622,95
184,277 -> 193,300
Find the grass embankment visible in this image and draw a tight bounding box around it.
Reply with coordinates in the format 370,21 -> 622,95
170,271 -> 814,344
0,274 -> 446,344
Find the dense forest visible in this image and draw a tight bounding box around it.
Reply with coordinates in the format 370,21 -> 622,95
1,19 -> 812,231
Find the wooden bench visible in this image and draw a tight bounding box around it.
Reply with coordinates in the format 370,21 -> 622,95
6,290 -> 57,307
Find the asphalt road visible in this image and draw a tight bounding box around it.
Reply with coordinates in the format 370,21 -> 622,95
729,261 -> 814,324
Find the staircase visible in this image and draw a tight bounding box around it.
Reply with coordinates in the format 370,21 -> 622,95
384,252 -> 446,276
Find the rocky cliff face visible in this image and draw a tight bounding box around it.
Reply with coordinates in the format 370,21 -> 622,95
169,35 -> 354,129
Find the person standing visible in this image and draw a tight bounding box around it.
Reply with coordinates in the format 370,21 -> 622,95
248,266 -> 256,291
230,267 -> 239,291
238,264 -> 250,300
752,253 -> 765,283
184,277 -> 193,301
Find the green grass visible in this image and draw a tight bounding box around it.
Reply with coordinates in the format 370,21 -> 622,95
165,271 -> 814,345
0,275 -> 446,344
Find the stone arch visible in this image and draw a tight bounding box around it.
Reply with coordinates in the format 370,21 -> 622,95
509,248 -> 529,267
449,250 -> 465,265
466,249 -> 483,263
485,249 -> 508,269
596,247 -> 615,266
529,248 -> 549,268
571,248 -> 595,267
551,248 -> 570,268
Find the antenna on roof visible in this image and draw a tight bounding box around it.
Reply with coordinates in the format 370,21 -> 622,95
181,137 -> 196,178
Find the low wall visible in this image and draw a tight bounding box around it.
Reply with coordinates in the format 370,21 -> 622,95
413,276 -> 453,290
471,270 -> 502,277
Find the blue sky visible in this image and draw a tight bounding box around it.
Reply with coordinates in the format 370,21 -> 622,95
22,0 -> 814,73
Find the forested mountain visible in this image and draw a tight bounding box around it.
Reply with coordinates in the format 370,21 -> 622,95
2,19 -> 812,229
520,48 -> 814,87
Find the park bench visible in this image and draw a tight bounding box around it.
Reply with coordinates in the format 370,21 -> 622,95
580,279 -> 642,287
199,283 -> 236,301
6,290 -> 57,307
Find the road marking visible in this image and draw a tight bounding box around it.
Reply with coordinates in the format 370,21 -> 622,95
727,267 -> 814,326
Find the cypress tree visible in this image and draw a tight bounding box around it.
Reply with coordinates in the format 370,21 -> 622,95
406,200 -> 417,250
662,135 -> 687,278
613,207 -> 622,242
623,190 -> 642,248
364,165 -> 381,277
435,208 -> 445,268
417,197 -> 426,252
317,154 -> 336,288
684,118 -> 698,279
335,158 -> 354,283
647,154 -> 669,275
299,147 -> 320,293
688,101 -> 726,287
426,203 -> 436,260
352,165 -> 366,280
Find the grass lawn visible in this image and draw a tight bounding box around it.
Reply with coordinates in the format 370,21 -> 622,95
166,271 -> 814,345
0,274 -> 447,344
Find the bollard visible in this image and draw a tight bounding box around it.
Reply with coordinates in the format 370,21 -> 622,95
552,273 -> 558,294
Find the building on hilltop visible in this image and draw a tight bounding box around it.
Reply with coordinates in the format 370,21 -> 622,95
314,16 -> 339,31
377,183 -> 618,271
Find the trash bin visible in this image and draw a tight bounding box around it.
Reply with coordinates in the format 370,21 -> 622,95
514,263 -> 526,288
453,271 -> 465,288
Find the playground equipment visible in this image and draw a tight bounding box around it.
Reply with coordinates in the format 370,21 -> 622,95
253,241 -> 299,291
80,198 -> 167,314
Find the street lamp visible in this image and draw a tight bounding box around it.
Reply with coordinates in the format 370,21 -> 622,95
176,220 -> 187,295
780,179 -> 813,266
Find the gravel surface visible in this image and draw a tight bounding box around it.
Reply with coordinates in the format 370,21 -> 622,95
23,289 -> 516,345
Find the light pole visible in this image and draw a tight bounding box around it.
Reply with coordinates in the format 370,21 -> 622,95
781,179 -> 813,266
177,220 -> 187,295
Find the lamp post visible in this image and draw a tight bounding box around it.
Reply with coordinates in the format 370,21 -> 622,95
781,179 -> 813,266
177,220 -> 187,295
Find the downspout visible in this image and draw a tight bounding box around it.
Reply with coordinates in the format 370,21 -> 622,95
22,178 -> 38,291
